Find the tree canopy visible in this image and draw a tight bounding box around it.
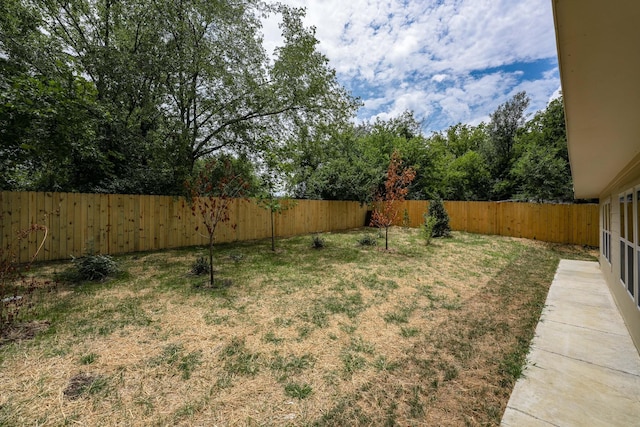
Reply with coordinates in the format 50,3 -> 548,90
1,0 -> 357,194
291,93 -> 575,203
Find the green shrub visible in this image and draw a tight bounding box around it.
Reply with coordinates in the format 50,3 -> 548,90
311,234 -> 326,249
402,208 -> 411,227
191,256 -> 209,275
428,198 -> 451,238
358,234 -> 378,246
421,214 -> 437,245
70,253 -> 120,282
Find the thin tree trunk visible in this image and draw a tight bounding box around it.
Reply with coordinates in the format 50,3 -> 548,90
270,209 -> 275,251
385,226 -> 389,250
209,234 -> 214,287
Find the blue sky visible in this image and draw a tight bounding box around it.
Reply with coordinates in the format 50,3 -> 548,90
263,0 -> 561,133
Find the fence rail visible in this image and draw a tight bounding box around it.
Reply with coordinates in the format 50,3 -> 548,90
0,192 -> 599,263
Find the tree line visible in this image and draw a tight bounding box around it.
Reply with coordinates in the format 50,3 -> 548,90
1,0 -> 575,203
290,92 -> 575,203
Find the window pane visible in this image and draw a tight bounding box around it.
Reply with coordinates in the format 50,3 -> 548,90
621,197 -> 626,240
629,245 -> 635,296
628,194 -> 634,244
637,191 -> 640,239
621,241 -> 626,283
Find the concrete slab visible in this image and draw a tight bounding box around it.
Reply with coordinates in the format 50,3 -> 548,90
502,259 -> 640,427
542,297 -> 630,336
533,320 -> 640,375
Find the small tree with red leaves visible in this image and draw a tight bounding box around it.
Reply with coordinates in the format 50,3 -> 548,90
370,150 -> 416,250
186,159 -> 249,287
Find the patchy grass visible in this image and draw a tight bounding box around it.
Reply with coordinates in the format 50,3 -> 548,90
0,228 -> 596,426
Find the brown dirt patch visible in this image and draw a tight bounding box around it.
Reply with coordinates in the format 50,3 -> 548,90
0,320 -> 50,347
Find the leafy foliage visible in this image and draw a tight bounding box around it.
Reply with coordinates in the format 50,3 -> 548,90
484,91 -> 530,199
0,0 -> 357,194
186,158 -> 250,287
370,151 -> 416,249
511,97 -> 573,202
427,199 -> 451,238
70,254 -> 120,282
421,214 -> 437,246
287,93 -> 574,204
2,1 -> 574,211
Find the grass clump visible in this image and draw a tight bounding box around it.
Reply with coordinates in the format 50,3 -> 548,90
220,337 -> 260,376
284,382 -> 313,399
148,343 -> 202,380
383,304 -> 415,324
79,353 -> 99,365
270,353 -> 315,374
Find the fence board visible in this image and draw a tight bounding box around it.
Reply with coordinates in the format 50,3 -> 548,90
18,192 -> 30,262
0,192 -> 599,263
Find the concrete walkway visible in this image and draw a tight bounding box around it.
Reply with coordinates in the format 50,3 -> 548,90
501,259 -> 640,426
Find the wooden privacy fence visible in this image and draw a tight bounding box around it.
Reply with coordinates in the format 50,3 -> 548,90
0,192 -> 368,263
397,201 -> 599,246
0,192 -> 599,263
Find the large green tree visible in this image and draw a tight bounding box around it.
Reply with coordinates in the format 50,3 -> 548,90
1,0 -> 356,194
0,0 -> 111,191
484,91 -> 530,199
511,97 -> 573,202
290,112 -> 441,203
295,127 -> 383,203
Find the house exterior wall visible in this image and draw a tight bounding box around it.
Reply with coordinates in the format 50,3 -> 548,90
599,161 -> 640,352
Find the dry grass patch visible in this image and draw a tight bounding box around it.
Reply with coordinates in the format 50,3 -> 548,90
0,228 -> 596,426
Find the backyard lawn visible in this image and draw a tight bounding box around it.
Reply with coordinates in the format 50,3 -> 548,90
0,228 -> 596,426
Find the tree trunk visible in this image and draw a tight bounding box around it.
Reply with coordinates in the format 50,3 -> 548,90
209,234 -> 214,287
270,209 -> 275,252
385,226 -> 389,250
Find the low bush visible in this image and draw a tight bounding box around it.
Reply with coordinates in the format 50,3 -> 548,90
191,257 -> 210,276
68,253 -> 120,282
358,234 -> 378,246
428,198 -> 451,238
422,214 -> 437,245
311,235 -> 326,249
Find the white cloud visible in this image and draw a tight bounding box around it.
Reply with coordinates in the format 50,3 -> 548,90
431,74 -> 449,83
264,0 -> 560,131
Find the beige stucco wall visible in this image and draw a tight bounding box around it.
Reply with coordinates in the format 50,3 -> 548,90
600,168 -> 640,352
